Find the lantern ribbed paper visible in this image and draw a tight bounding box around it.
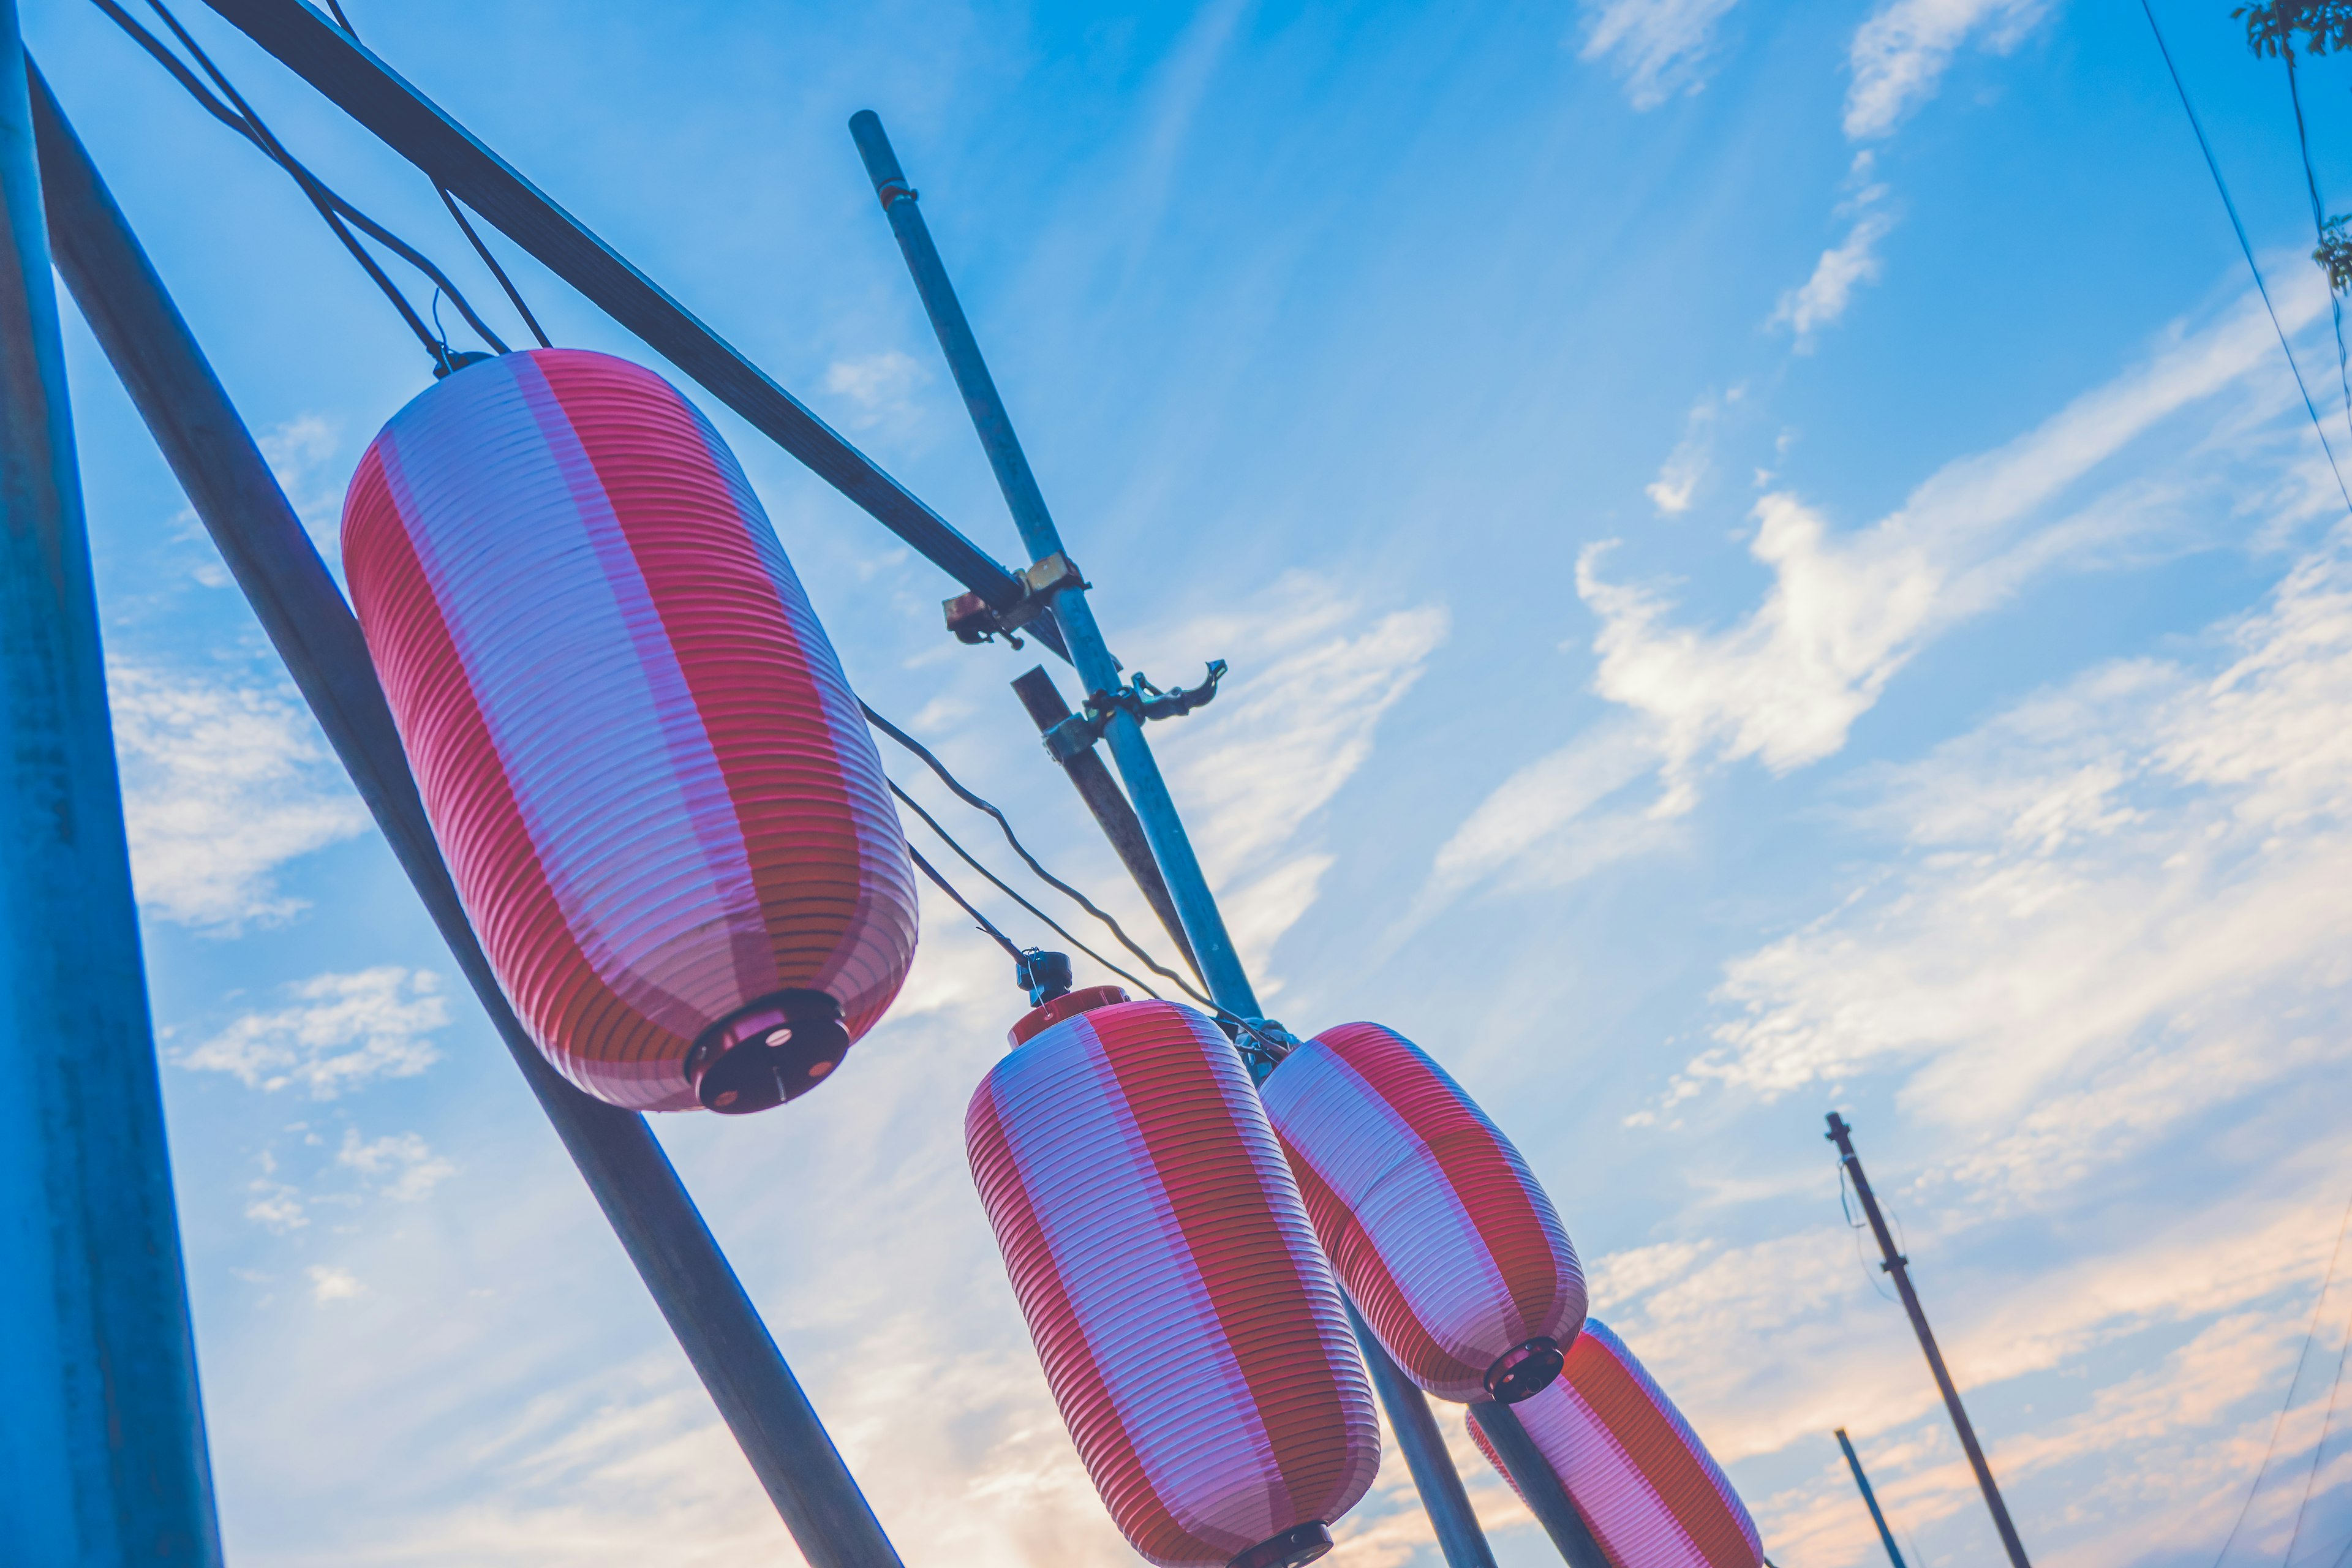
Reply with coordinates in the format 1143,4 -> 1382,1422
1260,1021 -> 1585,1403
967,995 -> 1380,1568
1468,1319 -> 1762,1568
343,349 -> 916,1114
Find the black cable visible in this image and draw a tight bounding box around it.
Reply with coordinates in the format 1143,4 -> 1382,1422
906,845 -> 1024,963
888,778 -> 1167,1000
2141,0 -> 2352,519
2282,1265 -> 2352,1568
861,702 -> 1208,1000
2286,50 -> 2352,441
99,0 -> 512,365
311,0 -> 553,350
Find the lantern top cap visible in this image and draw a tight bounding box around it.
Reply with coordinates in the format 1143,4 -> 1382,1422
1008,985 -> 1128,1048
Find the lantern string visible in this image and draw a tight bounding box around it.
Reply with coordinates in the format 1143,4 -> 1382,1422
905,845 -> 1023,963
92,0 -> 511,369
888,777 -> 1168,1000
312,0 -> 555,350
861,701 -> 1209,1000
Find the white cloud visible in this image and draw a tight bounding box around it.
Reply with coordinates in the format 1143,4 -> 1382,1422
1770,206 -> 1897,345
258,413 -> 347,569
246,1182 -> 308,1234
823,350 -> 930,431
339,1128 -> 457,1202
307,1265 -> 364,1304
1430,281 -> 2324,902
1646,387 -> 1741,515
1844,0 -> 2049,141
1577,0 -> 1744,110
107,662 -> 371,930
178,967 -> 449,1098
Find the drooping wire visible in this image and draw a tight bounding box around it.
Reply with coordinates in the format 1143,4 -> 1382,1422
2203,1188 -> 2352,1568
2139,0 -> 2352,520
96,0 -> 510,367
310,0 -> 553,349
906,844 -> 1023,963
861,702 -> 1207,1001
1839,1162 -> 1899,1304
888,778 -> 1169,1001
2282,1248 -> 2352,1568
2285,50 -> 2352,442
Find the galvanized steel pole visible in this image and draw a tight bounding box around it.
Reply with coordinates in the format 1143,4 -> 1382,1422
1836,1427 -> 1909,1568
849,107 -> 1499,1568
0,15 -> 225,1565
1827,1112 -> 2032,1568
1468,1402 -> 1608,1568
29,66 -> 902,1568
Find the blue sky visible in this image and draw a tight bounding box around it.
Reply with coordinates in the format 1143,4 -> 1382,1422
26,0 -> 2352,1563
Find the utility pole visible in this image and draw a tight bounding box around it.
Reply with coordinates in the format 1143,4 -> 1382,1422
1836,1427 -> 1908,1568
850,108 -> 1499,1568
29,66 -> 903,1568
1826,1112 -> 2032,1568
0,8 -> 224,1562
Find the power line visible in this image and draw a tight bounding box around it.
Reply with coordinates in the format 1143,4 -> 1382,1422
2283,50 -> 2352,441
2139,0 -> 2352,519
906,845 -> 1023,963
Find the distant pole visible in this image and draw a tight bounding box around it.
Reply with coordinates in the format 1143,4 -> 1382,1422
1469,1401 -> 1610,1568
29,65 -> 903,1568
1836,1427 -> 1909,1568
1826,1111 -> 2032,1568
0,8 -> 225,1562
850,107 -> 1499,1567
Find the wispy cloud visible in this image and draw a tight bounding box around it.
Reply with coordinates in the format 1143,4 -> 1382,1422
1577,0 -> 1744,110
339,1128 -> 457,1202
307,1265 -> 364,1304
108,662 -> 371,931
1845,0 -> 2049,142
1771,203 -> 1897,346
822,350 -> 932,432
1646,387 -> 1741,515
178,968 -> 449,1098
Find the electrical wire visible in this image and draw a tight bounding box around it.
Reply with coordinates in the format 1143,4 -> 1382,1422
861,701 -> 1207,1001
2282,1257 -> 2352,1568
2203,1189 -> 2352,1568
2139,0 -> 2352,519
2285,50 -> 2352,441
1840,1162 -> 1899,1304
906,844 -> 1024,963
94,0 -> 510,366
889,778 -> 1169,1001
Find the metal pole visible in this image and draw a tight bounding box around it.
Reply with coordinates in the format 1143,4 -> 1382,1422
0,14 -> 225,1563
190,0 -> 1055,653
29,65 -> 903,1568
1008,664 -> 1198,975
1468,1402 -> 1609,1568
1836,1427 -> 1909,1568
1826,1112 -> 2032,1568
848,107 -> 1499,1567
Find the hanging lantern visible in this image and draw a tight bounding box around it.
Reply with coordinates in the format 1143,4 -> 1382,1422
1466,1319 -> 1762,1568
342,348 -> 917,1115
967,989 -> 1381,1568
1259,1021 -> 1585,1403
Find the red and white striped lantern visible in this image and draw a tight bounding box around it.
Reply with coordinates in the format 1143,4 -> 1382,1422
967,989 -> 1381,1568
1259,1021 -> 1585,1403
343,349 -> 917,1114
1467,1319 -> 1762,1568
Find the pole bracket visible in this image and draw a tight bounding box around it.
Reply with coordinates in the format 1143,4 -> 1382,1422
1039,660 -> 1229,761
943,551 -> 1086,648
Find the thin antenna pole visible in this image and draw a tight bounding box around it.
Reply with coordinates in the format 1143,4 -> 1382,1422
29,66 -> 903,1568
1826,1112 -> 2033,1568
0,9 -> 224,1561
1469,1401 -> 1611,1568
847,107 -> 1500,1567
1836,1427 -> 1909,1568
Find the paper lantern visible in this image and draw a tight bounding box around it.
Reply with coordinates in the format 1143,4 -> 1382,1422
967,990 -> 1380,1568
343,348 -> 916,1114
1259,1021 -> 1585,1403
1468,1319 -> 1762,1568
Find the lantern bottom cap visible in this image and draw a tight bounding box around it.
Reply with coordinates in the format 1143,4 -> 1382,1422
1485,1336 -> 1566,1404
1228,1521 -> 1332,1568
686,990 -> 848,1115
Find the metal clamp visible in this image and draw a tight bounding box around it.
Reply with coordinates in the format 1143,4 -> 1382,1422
1039,660 -> 1229,761
943,551 -> 1086,648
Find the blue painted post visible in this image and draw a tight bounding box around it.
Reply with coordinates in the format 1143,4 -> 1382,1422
28,63 -> 903,1568
1836,1428 -> 1909,1568
0,4 -> 225,1562
1469,1401 -> 1610,1568
850,108 -> 1500,1568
